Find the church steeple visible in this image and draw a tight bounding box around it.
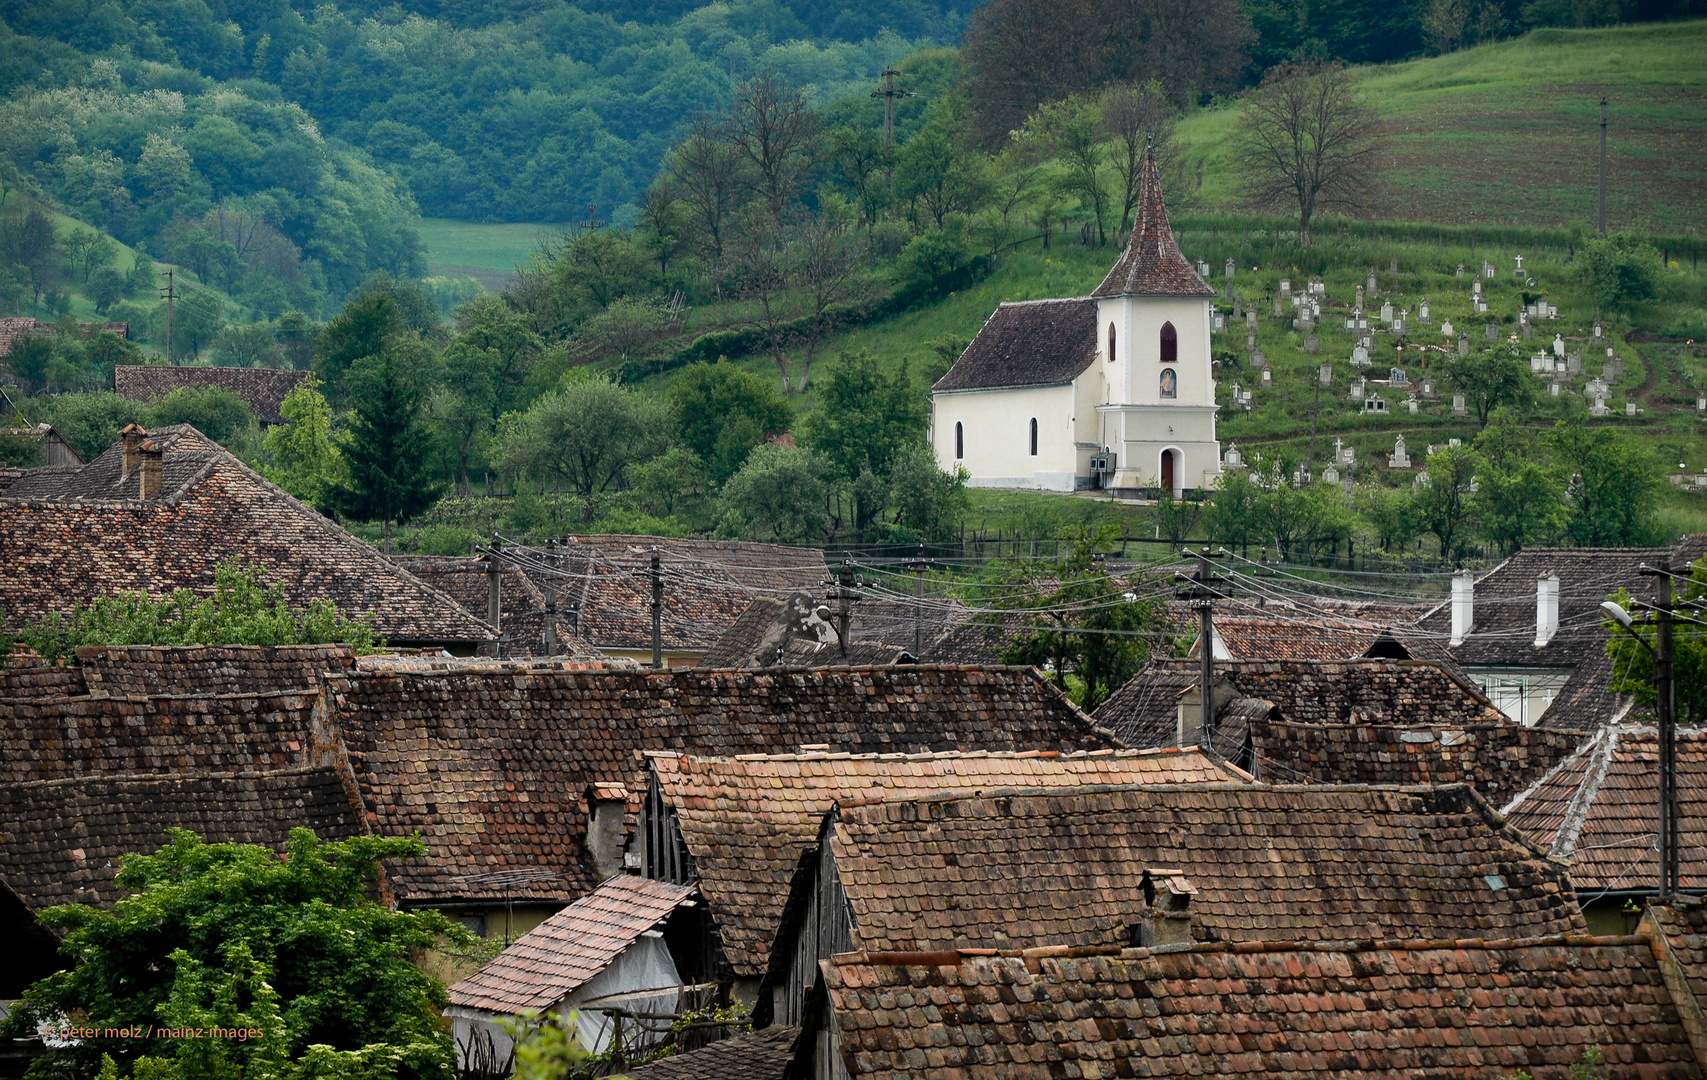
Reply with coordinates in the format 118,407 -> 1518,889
1091,147 -> 1214,299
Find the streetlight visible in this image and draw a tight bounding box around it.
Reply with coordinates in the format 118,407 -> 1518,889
1602,583 -> 1679,899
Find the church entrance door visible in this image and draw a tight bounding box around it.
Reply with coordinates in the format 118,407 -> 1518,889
1160,450 -> 1176,498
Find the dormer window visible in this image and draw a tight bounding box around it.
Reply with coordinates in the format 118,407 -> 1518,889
1108,323 -> 1116,362
1160,322 -> 1177,365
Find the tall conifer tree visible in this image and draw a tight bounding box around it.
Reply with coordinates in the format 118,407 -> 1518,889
333,350 -> 441,550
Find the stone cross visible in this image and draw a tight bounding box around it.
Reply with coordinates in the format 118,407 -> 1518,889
1225,257 -> 1235,279
1514,254 -> 1525,273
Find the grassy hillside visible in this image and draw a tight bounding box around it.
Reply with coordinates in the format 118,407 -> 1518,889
1173,20 -> 1707,234
418,219 -> 566,292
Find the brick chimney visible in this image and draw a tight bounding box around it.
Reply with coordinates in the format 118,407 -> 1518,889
1534,572 -> 1560,647
137,440 -> 163,498
1450,569 -> 1475,646
120,423 -> 148,479
1133,868 -> 1197,947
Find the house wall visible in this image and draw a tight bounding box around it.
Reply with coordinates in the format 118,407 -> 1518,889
774,833 -> 854,1029
931,384 -> 1080,491
1465,667 -> 1574,727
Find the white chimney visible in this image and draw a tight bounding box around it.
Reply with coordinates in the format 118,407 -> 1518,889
1534,572 -> 1560,647
1450,569 -> 1475,646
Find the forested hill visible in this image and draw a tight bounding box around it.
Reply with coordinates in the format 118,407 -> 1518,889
0,0 -> 958,224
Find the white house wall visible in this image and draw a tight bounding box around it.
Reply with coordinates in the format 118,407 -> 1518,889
1095,295 -> 1220,491
932,384 -> 1080,491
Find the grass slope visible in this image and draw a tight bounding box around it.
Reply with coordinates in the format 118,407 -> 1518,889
1173,20 -> 1707,234
418,219 -> 569,292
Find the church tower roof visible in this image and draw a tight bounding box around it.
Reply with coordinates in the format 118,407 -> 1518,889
1092,147 -> 1214,299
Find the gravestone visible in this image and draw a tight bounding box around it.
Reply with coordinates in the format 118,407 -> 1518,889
1261,367 -> 1272,385
1455,264 -> 1465,278
1390,367 -> 1410,388
1394,310 -> 1407,333
1549,381 -> 1561,397
1338,439 -> 1355,467
1420,378 -> 1436,399
1522,322 -> 1532,341
1312,279 -> 1326,298
1249,348 -> 1266,368
1223,443 -> 1245,468
1274,297 -> 1283,317
1408,396 -> 1420,413
1567,352 -> 1581,375
1323,463 -> 1340,485
1234,295 -> 1243,318
1531,353 -> 1550,374
1626,401 -> 1638,416
1212,310 -> 1225,332
1698,396 -> 1706,412
1248,332 -> 1257,350
1553,334 -> 1565,357
1247,309 -> 1258,331
1514,254 -> 1525,275
1485,322 -> 1499,341
1472,278 -> 1482,297
1419,298 -> 1431,323
1367,270 -> 1378,297
1459,334 -> 1470,356
1352,344 -> 1370,366
1225,257 -> 1235,280
1441,318 -> 1455,339
1452,394 -> 1467,416
1381,301 -> 1394,322
1350,377 -> 1366,401
1591,395 -> 1609,416
1304,333 -> 1320,354
1586,377 -> 1608,397
1364,394 -> 1388,414
1355,284 -> 1365,311
1594,319 -> 1603,339
1391,435 -> 1411,469
1482,260 -> 1495,279
1319,362 -> 1333,385
1280,279 -> 1291,299
1345,314 -> 1358,331
1197,259 -> 1210,278
1389,255 -> 1398,274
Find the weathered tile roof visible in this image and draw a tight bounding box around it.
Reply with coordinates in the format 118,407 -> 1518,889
624,1025 -> 799,1080
651,748 -> 1244,977
931,298 -> 1098,393
1208,616 -> 1420,660
1502,725 -> 1707,893
390,555 -> 606,660
0,766 -> 365,911
695,593 -> 958,669
114,364 -> 308,425
329,665 -> 1114,905
447,875 -> 695,1014
544,537 -> 827,654
0,318 -> 127,358
1644,897 -> 1707,1061
821,783 -> 1584,954
1413,542 -> 1707,728
76,643 -> 356,696
1091,148 -> 1215,299
1095,657 -> 1505,748
0,425 -> 494,645
818,934 -> 1701,1079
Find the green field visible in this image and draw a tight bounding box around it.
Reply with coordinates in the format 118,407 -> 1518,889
418,219 -> 570,290
1172,20 -> 1707,235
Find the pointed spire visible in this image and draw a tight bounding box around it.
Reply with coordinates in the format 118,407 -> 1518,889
1092,146 -> 1214,299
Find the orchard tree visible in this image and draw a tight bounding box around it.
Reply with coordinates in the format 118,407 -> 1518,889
668,361 -> 792,485
1413,443 -> 1481,566
494,375 -> 671,521
1234,63 -> 1379,246
717,442 -> 838,543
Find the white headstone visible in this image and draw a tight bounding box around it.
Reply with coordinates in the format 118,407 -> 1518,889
1380,301 -> 1394,322
1350,378 -> 1366,401
1594,319 -> 1603,339
1364,394 -> 1387,414
1323,463 -> 1340,484
1212,311 -> 1225,332
1319,362 -> 1332,385
1261,367 -> 1271,384
1225,257 -> 1236,279
1591,395 -> 1609,416
1514,254 -> 1525,273
1280,279 -> 1291,298
1472,279 -> 1482,297
1455,264 -> 1465,278
1392,435 -> 1410,468
1452,394 -> 1467,416
1352,345 -> 1370,366
1419,299 -> 1431,322
1483,260 -> 1495,279
1697,396 -> 1705,412
1626,401 -> 1638,416
1224,443 -> 1244,468
1442,318 -> 1454,338
1553,334 -> 1564,357
1197,259 -> 1210,277
1356,284 -> 1365,309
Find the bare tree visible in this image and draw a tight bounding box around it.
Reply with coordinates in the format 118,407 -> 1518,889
669,118 -> 744,266
725,218 -> 795,392
1233,63 -> 1379,247
727,69 -> 820,224
794,218 -> 873,392
1101,81 -> 1177,239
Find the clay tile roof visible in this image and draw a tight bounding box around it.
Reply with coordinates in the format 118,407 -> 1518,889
0,425 -> 494,645
0,766 -> 365,912
550,537 -> 828,654
1644,898 -> 1707,1019
1502,725 -> 1707,892
1413,543 -> 1707,728
114,364 -> 308,425
652,748 -> 1245,976
819,934 -> 1700,1079
447,876 -> 695,1014
1091,148 -> 1214,299
930,298 -> 1097,392
1210,616 -> 1405,660
332,664 -> 1114,905
824,783 -> 1584,955
623,1025 -> 799,1080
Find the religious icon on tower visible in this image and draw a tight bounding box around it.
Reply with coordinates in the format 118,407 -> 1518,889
1160,368 -> 1177,399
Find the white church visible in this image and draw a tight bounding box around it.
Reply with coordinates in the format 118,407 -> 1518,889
930,149 -> 1220,497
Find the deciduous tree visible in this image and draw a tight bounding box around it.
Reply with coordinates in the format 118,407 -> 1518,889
1234,63 -> 1379,246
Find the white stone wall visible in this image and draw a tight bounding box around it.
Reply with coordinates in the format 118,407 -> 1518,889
1096,295 -> 1215,408
932,383 -> 1080,491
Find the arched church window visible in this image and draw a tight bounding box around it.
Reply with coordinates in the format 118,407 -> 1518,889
1160,322 -> 1177,365
1029,418 -> 1038,456
955,422 -> 964,459
1160,368 -> 1177,399
1108,323 -> 1116,362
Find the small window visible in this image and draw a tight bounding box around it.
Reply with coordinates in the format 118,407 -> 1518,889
1160,368 -> 1177,399
955,421 -> 964,459
1160,321 -> 1177,365
1029,417 -> 1038,456
1108,322 -> 1116,362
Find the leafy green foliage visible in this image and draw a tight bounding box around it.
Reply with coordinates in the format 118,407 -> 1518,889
148,386 -> 258,448
669,361 -> 794,484
15,560 -> 381,660
999,529 -> 1171,709
1442,343 -> 1534,428
1573,230 -> 1661,311
494,375 -> 673,522
1549,417 -> 1661,547
717,442 -> 839,543
261,376 -> 347,513
1412,443 -> 1481,566
3,829 -> 462,1080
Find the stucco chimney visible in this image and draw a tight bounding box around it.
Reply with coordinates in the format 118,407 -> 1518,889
137,440 -> 163,499
1534,572 -> 1560,647
120,423 -> 148,478
1450,569 -> 1475,646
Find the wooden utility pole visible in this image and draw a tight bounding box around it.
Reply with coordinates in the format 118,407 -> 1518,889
871,67 -> 914,192
1598,98 -> 1609,237
901,545 -> 940,657
1641,560 -> 1679,896
160,269 -> 176,365
485,539 -> 503,658
543,537 -> 559,658
1188,548 -> 1225,756
649,549 -> 663,669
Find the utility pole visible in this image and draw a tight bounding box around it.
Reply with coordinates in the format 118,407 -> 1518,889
543,538 -> 559,658
871,67 -> 914,193
649,549 -> 663,670
1188,548 -> 1225,756
485,539 -> 503,658
901,545 -> 940,657
160,269 -> 177,365
1640,560 -> 1679,897
1598,98 -> 1609,238
835,560 -> 855,659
